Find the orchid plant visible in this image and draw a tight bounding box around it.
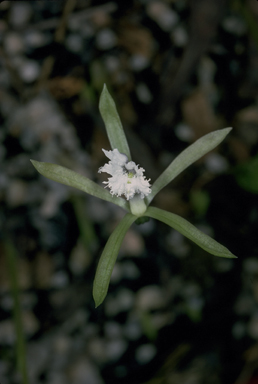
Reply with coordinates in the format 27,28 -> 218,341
31,85 -> 236,307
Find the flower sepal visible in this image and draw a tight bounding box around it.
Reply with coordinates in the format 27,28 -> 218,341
146,127 -> 232,205
30,159 -> 130,211
99,84 -> 131,159
93,213 -> 137,307
145,206 -> 237,259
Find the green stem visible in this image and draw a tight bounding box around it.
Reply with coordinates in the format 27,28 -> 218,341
5,240 -> 29,384
71,194 -> 97,251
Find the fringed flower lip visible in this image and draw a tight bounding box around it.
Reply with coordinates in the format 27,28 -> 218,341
98,148 -> 151,200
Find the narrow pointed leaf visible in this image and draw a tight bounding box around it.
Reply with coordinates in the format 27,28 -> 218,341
146,128 -> 232,205
93,213 -> 137,307
99,84 -> 131,160
145,207 -> 237,258
30,160 -> 129,211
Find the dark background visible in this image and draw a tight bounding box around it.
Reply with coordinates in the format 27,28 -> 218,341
0,0 -> 258,383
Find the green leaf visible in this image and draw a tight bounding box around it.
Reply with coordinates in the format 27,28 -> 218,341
30,160 -> 129,211
93,213 -> 137,307
99,84 -> 131,160
145,206 -> 237,258
146,128 -> 232,205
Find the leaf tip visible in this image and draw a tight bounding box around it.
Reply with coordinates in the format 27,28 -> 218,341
101,83 -> 109,97
99,84 -> 110,110
94,301 -> 102,309
30,159 -> 40,171
221,251 -> 237,259
93,290 -> 105,309
224,126 -> 233,134
93,279 -> 107,309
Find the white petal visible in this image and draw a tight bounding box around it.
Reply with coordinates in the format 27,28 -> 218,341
102,148 -> 128,165
99,148 -> 151,200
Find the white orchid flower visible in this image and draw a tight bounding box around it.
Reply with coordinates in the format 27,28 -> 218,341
31,85 -> 237,307
99,148 -> 151,201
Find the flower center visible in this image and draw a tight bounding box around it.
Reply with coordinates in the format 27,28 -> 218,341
127,172 -> 134,183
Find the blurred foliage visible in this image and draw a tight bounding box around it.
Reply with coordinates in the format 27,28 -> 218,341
190,189 -> 210,217
235,155 -> 258,193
